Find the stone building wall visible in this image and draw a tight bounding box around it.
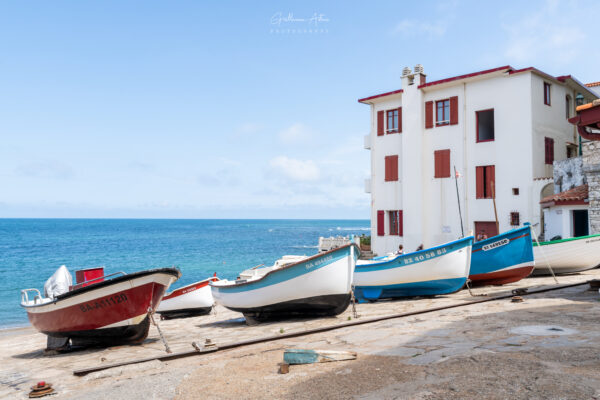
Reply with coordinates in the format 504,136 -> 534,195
553,156 -> 585,194
583,142 -> 600,234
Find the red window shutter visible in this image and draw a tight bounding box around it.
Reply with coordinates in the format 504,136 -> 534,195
476,166 -> 484,199
398,210 -> 403,237
434,151 -> 441,177
392,155 -> 398,181
377,111 -> 384,136
450,96 -> 458,125
385,155 -> 398,181
377,210 -> 385,236
443,150 -> 450,177
434,150 -> 450,178
486,166 -> 496,198
398,107 -> 402,133
425,101 -> 433,129
384,156 -> 390,181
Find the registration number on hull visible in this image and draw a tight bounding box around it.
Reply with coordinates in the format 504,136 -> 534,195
79,293 -> 128,313
482,238 -> 509,251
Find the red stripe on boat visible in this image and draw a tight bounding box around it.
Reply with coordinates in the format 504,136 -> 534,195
27,282 -> 167,333
469,265 -> 534,286
162,277 -> 218,301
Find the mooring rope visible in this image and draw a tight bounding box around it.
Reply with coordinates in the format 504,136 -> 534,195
149,308 -> 172,353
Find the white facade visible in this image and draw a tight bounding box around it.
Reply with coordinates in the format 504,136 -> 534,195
543,204 -> 590,240
360,65 -> 597,256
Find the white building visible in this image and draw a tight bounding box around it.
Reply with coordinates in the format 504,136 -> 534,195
359,65 -> 597,256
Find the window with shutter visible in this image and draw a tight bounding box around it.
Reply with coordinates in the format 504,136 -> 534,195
398,107 -> 402,133
385,155 -> 398,181
377,210 -> 385,236
377,111 -> 384,136
450,96 -> 458,125
510,212 -> 520,226
425,101 -> 433,129
476,165 -> 495,199
387,210 -> 403,236
434,149 -> 451,178
544,82 -> 551,106
436,99 -> 450,126
386,109 -> 399,133
545,137 -> 554,164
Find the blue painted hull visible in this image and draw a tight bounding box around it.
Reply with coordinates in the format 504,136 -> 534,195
469,226 -> 534,285
353,236 -> 473,301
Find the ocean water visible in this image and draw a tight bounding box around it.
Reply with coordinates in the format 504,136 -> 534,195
0,219 -> 370,329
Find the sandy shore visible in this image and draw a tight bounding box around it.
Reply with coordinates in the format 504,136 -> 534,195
2,271 -> 600,399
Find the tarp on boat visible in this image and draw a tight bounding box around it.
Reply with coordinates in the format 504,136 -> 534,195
44,265 -> 73,299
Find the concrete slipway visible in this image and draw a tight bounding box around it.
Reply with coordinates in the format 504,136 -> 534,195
2,271 -> 600,399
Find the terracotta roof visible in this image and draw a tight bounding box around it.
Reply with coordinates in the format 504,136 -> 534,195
540,184 -> 588,206
586,82 -> 600,87
576,98 -> 600,112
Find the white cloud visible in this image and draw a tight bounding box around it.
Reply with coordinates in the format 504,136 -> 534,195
269,156 -> 320,181
15,160 -> 74,180
278,123 -> 313,144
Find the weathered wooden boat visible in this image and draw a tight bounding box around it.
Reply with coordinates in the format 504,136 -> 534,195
469,226 -> 535,285
353,236 -> 473,301
20,267 -> 180,346
532,233 -> 600,275
210,244 -> 358,322
156,275 -> 218,319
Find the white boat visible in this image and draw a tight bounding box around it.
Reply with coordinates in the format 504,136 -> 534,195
353,236 -> 473,301
156,275 -> 218,319
532,234 -> 600,275
210,244 -> 358,322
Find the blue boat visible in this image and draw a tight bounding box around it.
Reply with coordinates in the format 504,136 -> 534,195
469,226 -> 534,286
353,236 -> 473,302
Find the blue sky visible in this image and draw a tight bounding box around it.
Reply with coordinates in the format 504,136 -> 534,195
1,0 -> 599,219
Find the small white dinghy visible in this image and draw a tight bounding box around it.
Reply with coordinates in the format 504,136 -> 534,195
156,275 -> 219,319
210,244 -> 358,323
533,234 -> 600,275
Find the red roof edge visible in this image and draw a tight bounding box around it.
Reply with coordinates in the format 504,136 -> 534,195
417,65 -> 512,89
358,89 -> 403,104
587,81 -> 600,87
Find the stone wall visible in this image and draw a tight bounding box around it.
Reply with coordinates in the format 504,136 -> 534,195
553,156 -> 585,194
583,142 -> 600,234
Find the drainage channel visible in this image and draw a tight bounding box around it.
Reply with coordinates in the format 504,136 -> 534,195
73,279 -> 592,376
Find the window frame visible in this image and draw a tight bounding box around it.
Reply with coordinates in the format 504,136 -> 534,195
544,82 -> 551,106
435,99 -> 450,126
386,109 -> 399,134
476,108 -> 495,143
565,95 -> 571,119
510,212 -> 520,226
544,137 -> 554,165
476,165 -> 496,199
388,210 -> 403,236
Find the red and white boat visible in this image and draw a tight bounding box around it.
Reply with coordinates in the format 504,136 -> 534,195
156,275 -> 219,319
20,266 -> 180,346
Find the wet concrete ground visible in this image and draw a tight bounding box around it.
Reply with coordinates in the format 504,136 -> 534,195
2,271 -> 600,399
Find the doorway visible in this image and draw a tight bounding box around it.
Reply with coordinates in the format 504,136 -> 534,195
572,210 -> 589,237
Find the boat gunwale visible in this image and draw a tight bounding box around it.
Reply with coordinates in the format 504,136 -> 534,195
209,243 -> 359,289
163,276 -> 218,299
355,236 -> 474,269
534,233 -> 600,246
472,226 -> 531,249
22,267 -> 181,308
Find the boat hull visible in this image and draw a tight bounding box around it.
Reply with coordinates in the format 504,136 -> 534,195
469,226 -> 535,286
156,277 -> 217,319
23,268 -> 180,345
533,234 -> 600,275
353,237 -> 473,301
210,244 -> 358,321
